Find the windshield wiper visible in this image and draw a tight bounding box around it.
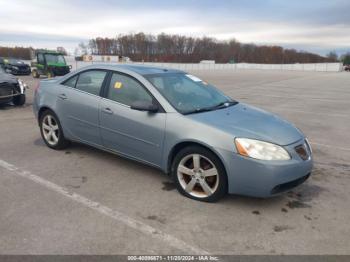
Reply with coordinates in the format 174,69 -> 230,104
184,100 -> 238,115
211,100 -> 238,110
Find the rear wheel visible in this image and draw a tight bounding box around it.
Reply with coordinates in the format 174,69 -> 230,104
172,146 -> 228,202
13,94 -> 25,106
39,110 -> 69,150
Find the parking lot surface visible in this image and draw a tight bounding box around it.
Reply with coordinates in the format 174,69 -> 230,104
0,69 -> 349,254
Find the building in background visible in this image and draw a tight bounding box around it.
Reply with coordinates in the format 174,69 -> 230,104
80,55 -> 130,63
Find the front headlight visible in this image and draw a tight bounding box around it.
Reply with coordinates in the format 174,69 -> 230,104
17,79 -> 27,92
12,66 -> 19,70
18,79 -> 24,87
235,138 -> 291,160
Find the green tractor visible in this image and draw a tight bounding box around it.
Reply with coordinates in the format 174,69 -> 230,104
31,50 -> 71,78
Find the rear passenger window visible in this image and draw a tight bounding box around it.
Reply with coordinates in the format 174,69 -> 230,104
107,73 -> 152,106
75,70 -> 107,96
63,75 -> 78,88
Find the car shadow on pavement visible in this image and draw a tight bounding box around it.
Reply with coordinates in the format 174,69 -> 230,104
0,104 -> 12,110
0,103 -> 32,110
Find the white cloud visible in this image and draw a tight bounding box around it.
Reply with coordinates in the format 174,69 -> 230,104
0,0 -> 349,54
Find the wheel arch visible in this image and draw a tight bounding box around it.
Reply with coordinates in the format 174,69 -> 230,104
38,106 -> 54,121
166,140 -> 228,177
37,106 -> 64,131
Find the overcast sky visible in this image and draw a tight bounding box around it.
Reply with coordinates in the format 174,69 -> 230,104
0,0 -> 349,55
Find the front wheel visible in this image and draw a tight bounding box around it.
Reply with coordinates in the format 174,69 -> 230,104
172,146 -> 228,202
32,69 -> 40,78
39,110 -> 70,150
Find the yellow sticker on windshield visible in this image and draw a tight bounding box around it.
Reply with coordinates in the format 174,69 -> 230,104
114,82 -> 123,89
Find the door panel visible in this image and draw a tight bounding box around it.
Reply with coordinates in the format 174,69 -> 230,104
57,87 -> 102,146
56,70 -> 107,146
99,72 -> 166,166
99,99 -> 166,166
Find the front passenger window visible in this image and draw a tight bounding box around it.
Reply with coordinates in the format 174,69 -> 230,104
75,70 -> 107,96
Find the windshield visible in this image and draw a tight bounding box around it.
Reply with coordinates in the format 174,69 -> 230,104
146,73 -> 235,114
44,54 -> 66,64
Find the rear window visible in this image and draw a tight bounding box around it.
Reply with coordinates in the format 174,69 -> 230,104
75,70 -> 107,96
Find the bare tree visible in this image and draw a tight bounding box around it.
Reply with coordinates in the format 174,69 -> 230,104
0,47 -> 33,59
78,32 -> 334,64
77,42 -> 88,55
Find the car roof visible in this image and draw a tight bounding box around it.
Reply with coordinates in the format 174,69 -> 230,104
36,50 -> 63,55
82,63 -> 185,76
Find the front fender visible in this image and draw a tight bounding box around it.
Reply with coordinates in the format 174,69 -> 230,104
161,113 -> 235,173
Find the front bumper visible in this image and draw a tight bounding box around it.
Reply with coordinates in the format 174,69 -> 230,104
0,82 -> 24,103
218,138 -> 313,197
10,68 -> 31,75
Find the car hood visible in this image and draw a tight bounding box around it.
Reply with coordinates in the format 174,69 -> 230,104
186,103 -> 303,146
0,72 -> 18,85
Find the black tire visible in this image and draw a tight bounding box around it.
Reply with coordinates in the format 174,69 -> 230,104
171,145 -> 228,202
39,110 -> 70,150
13,94 -> 25,106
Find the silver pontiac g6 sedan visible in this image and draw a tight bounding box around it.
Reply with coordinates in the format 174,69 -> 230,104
33,64 -> 313,202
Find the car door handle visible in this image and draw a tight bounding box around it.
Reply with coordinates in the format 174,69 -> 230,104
58,94 -> 67,100
102,107 -> 113,115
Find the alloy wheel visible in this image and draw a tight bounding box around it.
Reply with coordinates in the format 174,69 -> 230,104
42,115 -> 60,146
177,154 -> 219,198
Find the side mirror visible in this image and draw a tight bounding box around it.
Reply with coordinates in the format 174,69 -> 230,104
130,100 -> 159,113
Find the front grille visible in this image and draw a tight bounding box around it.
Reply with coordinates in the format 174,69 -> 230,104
295,143 -> 310,161
0,83 -> 19,97
17,66 -> 30,72
271,174 -> 310,194
0,83 -> 14,97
